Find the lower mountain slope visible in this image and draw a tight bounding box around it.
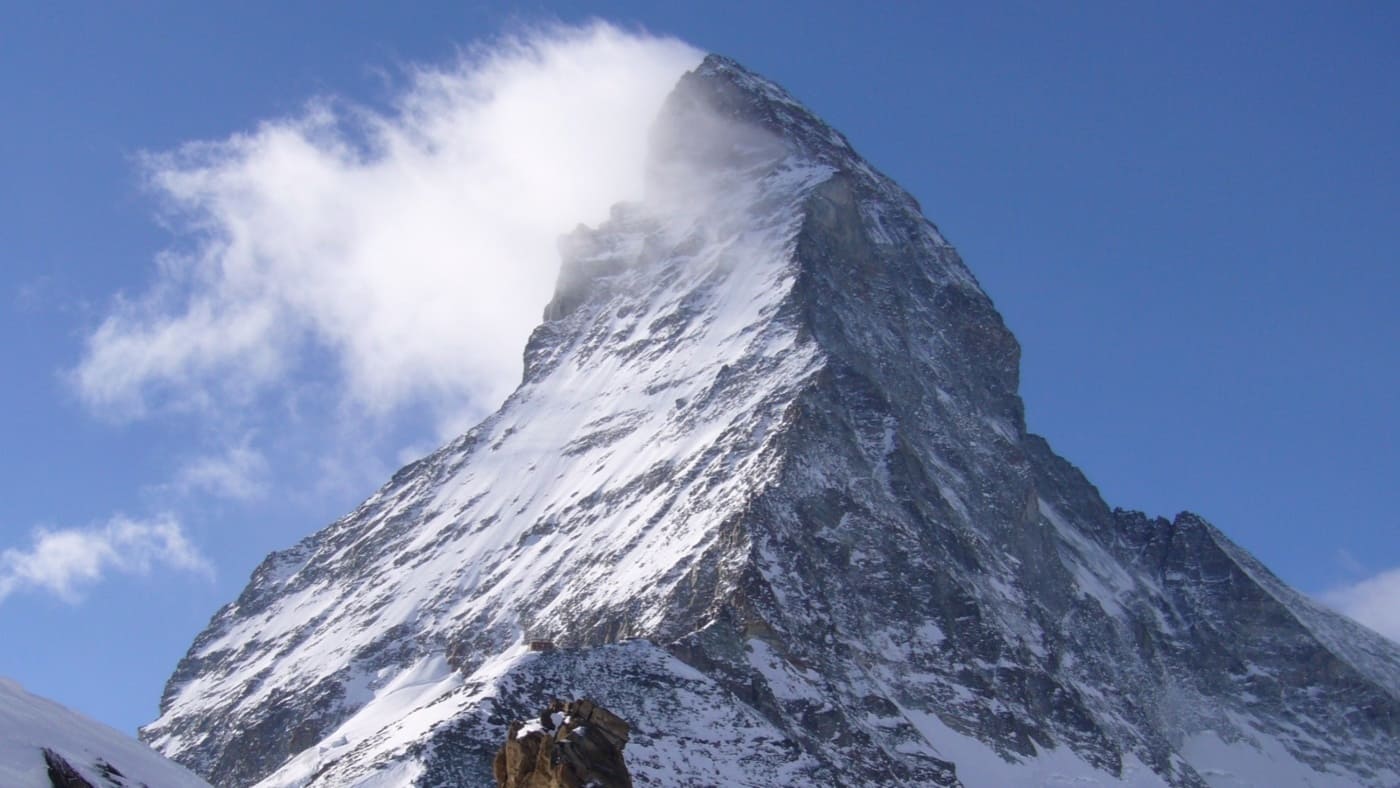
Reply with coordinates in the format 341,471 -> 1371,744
144,55 -> 1400,787
0,678 -> 211,788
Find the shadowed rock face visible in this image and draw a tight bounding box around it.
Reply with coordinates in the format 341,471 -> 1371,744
493,699 -> 632,788
42,749 -> 95,788
145,55 -> 1400,788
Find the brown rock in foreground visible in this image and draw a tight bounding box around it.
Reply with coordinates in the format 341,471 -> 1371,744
493,699 -> 633,788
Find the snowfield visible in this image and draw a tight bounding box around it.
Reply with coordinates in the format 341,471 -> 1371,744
0,677 -> 210,788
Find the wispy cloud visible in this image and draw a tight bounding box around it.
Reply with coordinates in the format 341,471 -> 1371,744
72,23 -> 701,438
173,442 -> 270,501
0,515 -> 211,605
1320,566 -> 1400,644
1333,547 -> 1366,576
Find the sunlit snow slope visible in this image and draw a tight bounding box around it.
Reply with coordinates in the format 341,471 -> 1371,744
145,56 -> 1400,788
0,677 -> 210,788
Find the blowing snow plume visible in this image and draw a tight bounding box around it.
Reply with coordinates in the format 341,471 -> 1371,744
74,24 -> 701,434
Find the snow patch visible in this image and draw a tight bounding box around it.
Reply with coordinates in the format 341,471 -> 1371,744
1180,726 -> 1381,788
901,704 -> 1170,787
0,677 -> 210,788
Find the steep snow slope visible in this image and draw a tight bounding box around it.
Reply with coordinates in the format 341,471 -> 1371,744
0,677 -> 210,788
144,85 -> 837,786
145,56 -> 1400,787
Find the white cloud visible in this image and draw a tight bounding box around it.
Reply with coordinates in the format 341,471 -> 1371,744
1320,566 -> 1400,644
1333,547 -> 1366,576
73,22 -> 701,434
0,515 -> 211,605
173,442 -> 270,501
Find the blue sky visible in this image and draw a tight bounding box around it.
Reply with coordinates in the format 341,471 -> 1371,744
1,3 -> 1396,736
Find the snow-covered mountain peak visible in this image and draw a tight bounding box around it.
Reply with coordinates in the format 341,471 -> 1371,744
655,55 -> 857,169
145,55 -> 1400,788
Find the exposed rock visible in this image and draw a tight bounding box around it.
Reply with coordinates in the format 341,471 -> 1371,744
42,749 -> 95,788
493,699 -> 632,788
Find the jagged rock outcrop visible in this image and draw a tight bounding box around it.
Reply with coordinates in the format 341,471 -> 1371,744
493,699 -> 631,788
41,750 -> 94,788
143,55 -> 1400,787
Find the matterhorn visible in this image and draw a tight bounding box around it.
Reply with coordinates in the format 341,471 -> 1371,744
141,55 -> 1400,787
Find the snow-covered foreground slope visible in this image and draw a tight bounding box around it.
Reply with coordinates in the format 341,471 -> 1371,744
145,56 -> 1400,787
0,677 -> 210,788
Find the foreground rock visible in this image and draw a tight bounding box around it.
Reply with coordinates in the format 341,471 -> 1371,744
494,699 -> 632,788
0,678 -> 209,788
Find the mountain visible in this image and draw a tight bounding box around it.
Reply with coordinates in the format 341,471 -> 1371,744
142,55 -> 1400,787
0,677 -> 211,788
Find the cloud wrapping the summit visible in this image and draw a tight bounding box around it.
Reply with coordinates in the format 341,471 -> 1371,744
74,23 -> 701,432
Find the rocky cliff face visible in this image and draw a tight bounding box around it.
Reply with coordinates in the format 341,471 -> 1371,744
143,56 -> 1400,787
492,699 -> 632,788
